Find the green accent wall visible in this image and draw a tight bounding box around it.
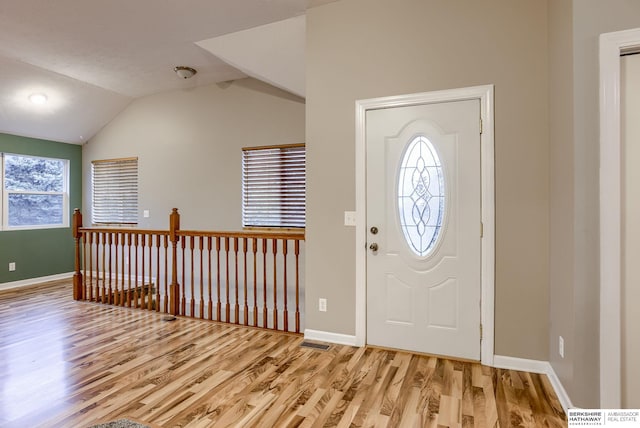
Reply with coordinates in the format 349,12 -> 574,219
0,133 -> 82,284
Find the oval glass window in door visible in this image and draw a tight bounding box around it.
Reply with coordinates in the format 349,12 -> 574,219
397,135 -> 446,257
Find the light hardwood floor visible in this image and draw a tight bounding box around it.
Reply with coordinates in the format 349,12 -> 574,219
0,280 -> 566,427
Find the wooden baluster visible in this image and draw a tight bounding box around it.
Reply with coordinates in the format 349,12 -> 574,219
89,232 -> 98,301
113,233 -> 120,305
272,239 -> 278,330
243,237 -> 248,326
141,234 -> 146,309
252,238 -> 258,327
120,233 -> 126,306
163,234 -> 169,313
140,234 -> 147,309
95,232 -> 100,302
216,236 -> 221,321
94,232 -> 100,302
155,235 -> 161,311
169,208 -> 181,316
190,236 -> 195,317
83,231 -> 88,300
295,240 -> 300,334
207,237 -> 213,320
117,233 -> 123,305
100,232 -> 106,303
98,232 -> 103,301
72,209 -> 83,300
107,232 -> 113,303
127,233 -> 132,307
283,239 -> 288,332
147,234 -> 153,309
181,233 -> 186,315
147,234 -> 153,311
225,237 -> 230,322
234,237 -> 239,324
262,238 -> 268,328
199,236 -> 204,319
133,233 -> 139,308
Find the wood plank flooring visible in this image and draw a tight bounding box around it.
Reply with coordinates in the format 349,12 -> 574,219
0,280 -> 566,427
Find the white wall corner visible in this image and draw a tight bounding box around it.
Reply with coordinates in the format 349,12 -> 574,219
493,355 -> 573,414
0,272 -> 74,291
304,329 -> 358,346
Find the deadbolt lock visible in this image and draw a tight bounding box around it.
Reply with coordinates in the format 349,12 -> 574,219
370,226 -> 378,235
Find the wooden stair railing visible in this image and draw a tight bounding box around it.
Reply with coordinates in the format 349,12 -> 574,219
72,208 -> 305,333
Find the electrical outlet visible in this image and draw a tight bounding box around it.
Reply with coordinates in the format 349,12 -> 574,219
8,262 -> 16,272
559,336 -> 564,358
319,298 -> 327,312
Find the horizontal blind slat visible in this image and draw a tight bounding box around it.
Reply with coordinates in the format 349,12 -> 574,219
242,145 -> 305,228
91,159 -> 138,225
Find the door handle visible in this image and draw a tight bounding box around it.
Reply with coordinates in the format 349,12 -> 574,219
369,243 -> 378,251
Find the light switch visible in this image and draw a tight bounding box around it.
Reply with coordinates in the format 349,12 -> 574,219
143,210 -> 150,218
344,211 -> 356,226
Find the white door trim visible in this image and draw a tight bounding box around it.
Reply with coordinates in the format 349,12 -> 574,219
599,27 -> 640,408
354,85 -> 495,366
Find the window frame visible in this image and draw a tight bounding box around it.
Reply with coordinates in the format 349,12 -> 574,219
242,143 -> 305,231
91,157 -> 139,226
1,152 -> 70,231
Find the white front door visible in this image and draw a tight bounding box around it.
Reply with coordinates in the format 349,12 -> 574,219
366,99 -> 481,360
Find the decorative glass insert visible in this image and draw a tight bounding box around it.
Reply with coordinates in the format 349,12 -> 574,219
397,135 -> 445,257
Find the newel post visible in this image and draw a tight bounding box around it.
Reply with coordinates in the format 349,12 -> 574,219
72,209 -> 83,300
169,208 -> 181,315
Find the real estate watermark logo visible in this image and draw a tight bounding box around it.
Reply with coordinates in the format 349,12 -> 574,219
568,409 -> 640,427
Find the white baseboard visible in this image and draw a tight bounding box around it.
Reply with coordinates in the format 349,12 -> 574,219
545,363 -> 574,413
0,272 -> 74,291
304,329 -> 358,346
493,355 -> 573,413
493,355 -> 549,374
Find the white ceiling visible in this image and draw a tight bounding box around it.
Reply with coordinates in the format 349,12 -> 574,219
0,0 -> 330,144
197,15 -> 306,98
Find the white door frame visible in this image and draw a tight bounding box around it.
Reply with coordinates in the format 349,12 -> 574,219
599,27 -> 640,408
354,85 -> 495,366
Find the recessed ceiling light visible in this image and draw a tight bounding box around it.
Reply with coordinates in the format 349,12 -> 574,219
29,93 -> 48,105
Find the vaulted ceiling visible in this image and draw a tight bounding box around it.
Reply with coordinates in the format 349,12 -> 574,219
0,0 -> 328,144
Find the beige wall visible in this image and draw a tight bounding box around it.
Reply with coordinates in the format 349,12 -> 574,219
82,78 -> 305,230
622,53 -> 640,408
547,0 -> 575,404
306,0 -> 550,360
545,0 -> 640,407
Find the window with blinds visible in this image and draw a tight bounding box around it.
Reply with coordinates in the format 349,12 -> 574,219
91,157 -> 138,225
242,144 -> 305,229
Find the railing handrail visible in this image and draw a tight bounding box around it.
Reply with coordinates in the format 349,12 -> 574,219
72,208 -> 305,331
78,227 -> 170,235
77,228 -> 305,241
177,230 -> 304,240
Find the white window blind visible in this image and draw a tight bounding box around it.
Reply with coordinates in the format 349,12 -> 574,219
91,158 -> 138,225
242,144 -> 305,228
